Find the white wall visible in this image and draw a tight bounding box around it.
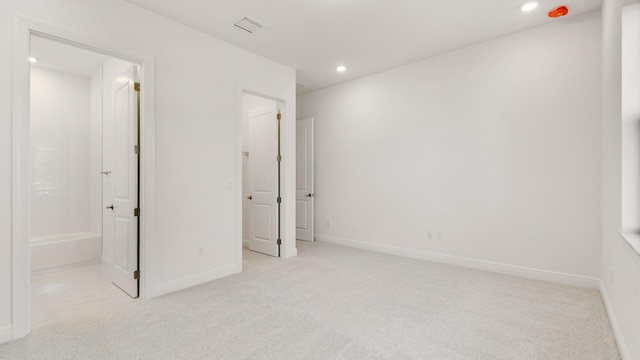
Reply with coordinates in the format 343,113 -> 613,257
242,94 -> 278,242
298,11 -> 602,283
621,3 -> 640,233
0,0 -> 13,343
89,66 -> 102,236
600,2 -> 640,359
2,0 -> 295,341
30,67 -> 92,238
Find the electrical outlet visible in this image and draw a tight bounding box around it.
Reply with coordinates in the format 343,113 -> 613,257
326,219 -> 331,228
427,232 -> 432,240
436,232 -> 442,240
198,247 -> 204,256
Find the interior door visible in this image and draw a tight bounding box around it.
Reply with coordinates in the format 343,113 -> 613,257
296,118 -> 314,241
110,66 -> 139,297
248,103 -> 280,256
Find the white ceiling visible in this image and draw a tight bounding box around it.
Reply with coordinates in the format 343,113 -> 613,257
30,35 -> 109,77
122,0 -> 608,93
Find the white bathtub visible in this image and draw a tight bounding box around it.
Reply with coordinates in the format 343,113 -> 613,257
31,232 -> 101,271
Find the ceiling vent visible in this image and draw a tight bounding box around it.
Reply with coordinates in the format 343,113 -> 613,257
234,17 -> 263,34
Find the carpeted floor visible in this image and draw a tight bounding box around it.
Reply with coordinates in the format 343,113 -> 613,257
0,241 -> 620,359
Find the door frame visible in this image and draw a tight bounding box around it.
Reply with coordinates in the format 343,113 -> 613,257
11,16 -> 157,339
236,89 -> 297,268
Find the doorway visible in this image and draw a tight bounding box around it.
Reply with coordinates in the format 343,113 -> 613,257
28,35 -> 140,328
241,93 -> 283,257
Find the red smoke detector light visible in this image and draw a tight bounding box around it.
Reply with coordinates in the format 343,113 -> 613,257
548,6 -> 569,18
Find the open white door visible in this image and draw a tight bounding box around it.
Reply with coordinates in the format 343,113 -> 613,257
296,118 -> 314,241
247,103 -> 280,257
109,65 -> 139,297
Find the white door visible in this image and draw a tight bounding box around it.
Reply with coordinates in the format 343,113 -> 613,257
109,66 -> 139,297
296,118 -> 314,241
247,103 -> 280,257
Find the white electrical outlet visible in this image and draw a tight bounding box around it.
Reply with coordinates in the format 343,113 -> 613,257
198,247 -> 204,256
326,219 -> 331,228
436,232 -> 442,240
427,232 -> 432,240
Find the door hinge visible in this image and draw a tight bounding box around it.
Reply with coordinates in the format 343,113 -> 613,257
134,208 -> 140,217
277,239 -> 282,245
134,82 -> 140,92
134,145 -> 140,154
277,154 -> 282,162
134,270 -> 140,279
277,196 -> 282,204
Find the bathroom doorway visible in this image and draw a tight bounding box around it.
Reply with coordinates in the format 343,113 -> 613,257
29,35 -> 139,328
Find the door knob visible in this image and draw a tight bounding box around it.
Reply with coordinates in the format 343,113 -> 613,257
106,204 -> 114,210
100,171 -> 111,175
305,193 -> 313,197
247,195 -> 252,200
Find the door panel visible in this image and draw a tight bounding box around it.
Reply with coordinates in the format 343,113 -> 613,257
296,118 -> 314,241
248,104 -> 279,256
296,200 -> 308,229
110,65 -> 139,297
253,204 -> 273,240
114,217 -> 130,266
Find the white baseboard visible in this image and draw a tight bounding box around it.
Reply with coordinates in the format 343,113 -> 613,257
315,234 -> 599,288
600,280 -> 631,360
0,326 -> 12,344
152,264 -> 238,298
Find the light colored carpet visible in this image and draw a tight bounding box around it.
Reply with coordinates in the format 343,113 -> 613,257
0,241 -> 620,359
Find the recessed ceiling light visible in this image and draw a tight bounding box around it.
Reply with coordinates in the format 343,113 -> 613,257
28,56 -> 38,63
521,2 -> 538,12
336,65 -> 346,72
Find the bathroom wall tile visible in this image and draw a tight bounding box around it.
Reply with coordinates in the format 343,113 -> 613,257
31,67 -> 93,238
